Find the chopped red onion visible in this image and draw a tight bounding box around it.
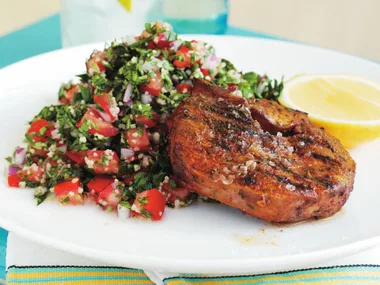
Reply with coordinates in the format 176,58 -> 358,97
117,203 -> 130,219
122,36 -> 137,46
14,147 -> 26,166
120,148 -> 135,160
123,83 -> 133,106
8,165 -> 19,175
160,112 -> 170,123
202,53 -> 220,70
98,110 -> 112,122
142,61 -> 159,72
16,147 -> 24,154
259,74 -> 267,83
141,93 -> 152,104
118,109 -> 125,117
142,155 -> 151,168
183,80 -> 193,86
171,39 -> 182,52
57,144 -> 67,153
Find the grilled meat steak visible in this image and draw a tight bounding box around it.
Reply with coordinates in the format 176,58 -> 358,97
168,80 -> 356,222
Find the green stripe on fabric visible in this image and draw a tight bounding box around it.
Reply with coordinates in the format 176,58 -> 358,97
164,265 -> 380,285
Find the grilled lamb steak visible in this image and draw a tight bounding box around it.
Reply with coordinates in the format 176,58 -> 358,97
168,80 -> 356,222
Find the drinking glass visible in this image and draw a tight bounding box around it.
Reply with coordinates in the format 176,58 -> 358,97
60,0 -> 229,47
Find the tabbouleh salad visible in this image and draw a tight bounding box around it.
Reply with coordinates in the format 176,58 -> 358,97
6,21 -> 283,221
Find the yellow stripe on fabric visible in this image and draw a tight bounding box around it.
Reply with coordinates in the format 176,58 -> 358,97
7,270 -> 148,279
166,278 -> 380,285
7,279 -> 154,285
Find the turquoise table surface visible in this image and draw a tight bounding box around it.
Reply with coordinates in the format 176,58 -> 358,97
0,14 -> 278,280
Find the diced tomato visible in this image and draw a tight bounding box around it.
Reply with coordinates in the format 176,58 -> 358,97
27,119 -> 53,142
123,169 -> 147,185
125,155 -> 138,164
7,165 -> 43,188
126,128 -> 150,152
56,140 -> 66,147
44,157 -> 61,168
139,71 -> 162,96
54,179 -> 79,196
65,150 -> 87,165
8,174 -> 22,188
94,92 -> 119,122
86,150 -> 120,174
173,46 -> 191,68
54,179 -> 83,205
86,51 -> 107,76
87,176 -> 114,197
21,164 -> 43,183
155,33 -> 173,49
132,189 -> 166,221
161,182 -> 192,206
227,83 -> 238,92
176,83 -> 192,94
147,33 -> 173,50
31,148 -> 48,157
169,188 -> 191,204
146,41 -> 156,49
201,68 -> 210,77
135,112 -> 160,128
60,84 -> 79,105
123,173 -> 137,185
96,182 -> 122,210
76,109 -> 118,137
152,112 -> 161,122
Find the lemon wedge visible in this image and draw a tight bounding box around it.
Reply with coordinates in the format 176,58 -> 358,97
118,0 -> 132,12
278,74 -> 380,148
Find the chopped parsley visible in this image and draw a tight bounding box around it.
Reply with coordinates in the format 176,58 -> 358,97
131,101 -> 152,117
140,208 -> 153,219
6,20 -> 283,215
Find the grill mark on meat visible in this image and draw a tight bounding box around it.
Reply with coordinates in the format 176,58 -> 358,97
201,103 -> 251,123
244,176 -> 256,185
274,160 -> 333,190
252,144 -> 337,191
257,167 -> 311,191
311,152 -> 340,165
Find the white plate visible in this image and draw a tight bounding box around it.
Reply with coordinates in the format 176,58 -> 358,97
0,36 -> 380,275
